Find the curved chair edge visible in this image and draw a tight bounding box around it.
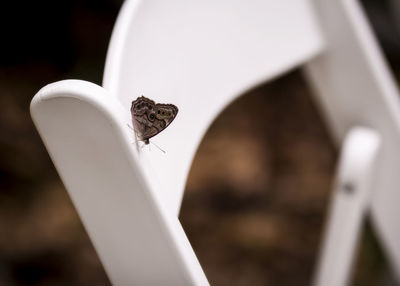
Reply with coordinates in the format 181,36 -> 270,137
30,79 -> 209,285
102,0 -> 142,94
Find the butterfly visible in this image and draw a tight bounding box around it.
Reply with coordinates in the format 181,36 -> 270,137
130,96 -> 178,144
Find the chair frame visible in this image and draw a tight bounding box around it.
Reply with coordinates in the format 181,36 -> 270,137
31,0 -> 400,285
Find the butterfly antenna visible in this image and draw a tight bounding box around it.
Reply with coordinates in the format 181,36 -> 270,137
150,141 -> 166,154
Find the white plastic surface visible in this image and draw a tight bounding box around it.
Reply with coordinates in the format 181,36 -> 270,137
30,80 -> 209,285
31,1 -> 324,284
103,0 -> 324,214
313,127 -> 381,286
29,0 -> 400,284
305,0 -> 400,278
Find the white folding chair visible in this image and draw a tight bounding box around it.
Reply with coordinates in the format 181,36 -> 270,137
30,0 -> 400,285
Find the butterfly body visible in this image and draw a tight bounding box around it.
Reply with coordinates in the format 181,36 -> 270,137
131,96 -> 178,144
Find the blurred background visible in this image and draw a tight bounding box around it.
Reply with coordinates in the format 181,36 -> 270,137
0,0 -> 399,285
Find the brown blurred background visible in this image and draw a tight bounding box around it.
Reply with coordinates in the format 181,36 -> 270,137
0,0 -> 399,285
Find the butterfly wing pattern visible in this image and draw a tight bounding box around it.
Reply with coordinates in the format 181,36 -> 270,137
131,96 -> 178,144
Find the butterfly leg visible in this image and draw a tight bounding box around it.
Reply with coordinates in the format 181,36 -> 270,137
149,140 -> 166,153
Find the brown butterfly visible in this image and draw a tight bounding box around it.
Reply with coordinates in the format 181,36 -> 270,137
130,96 -> 178,144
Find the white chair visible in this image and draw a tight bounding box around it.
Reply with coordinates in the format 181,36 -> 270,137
30,0 -> 400,285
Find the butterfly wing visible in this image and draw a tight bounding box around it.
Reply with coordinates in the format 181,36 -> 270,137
154,103 -> 178,129
131,96 -> 178,142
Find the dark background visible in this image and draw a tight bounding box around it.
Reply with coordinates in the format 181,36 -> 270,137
0,0 -> 399,285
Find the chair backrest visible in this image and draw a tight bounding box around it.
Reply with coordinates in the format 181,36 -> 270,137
103,0 -> 400,280
30,0 -> 400,284
102,0 -> 324,214
31,2 -> 324,284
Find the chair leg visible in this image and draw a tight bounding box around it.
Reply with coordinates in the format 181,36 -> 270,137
313,127 -> 381,286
